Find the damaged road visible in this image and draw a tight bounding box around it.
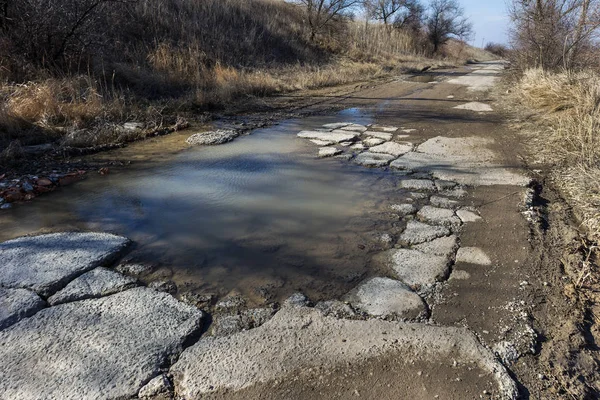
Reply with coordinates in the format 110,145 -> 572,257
1,61 -> 597,399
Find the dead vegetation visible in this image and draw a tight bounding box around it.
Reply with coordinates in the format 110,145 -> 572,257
0,0 -> 488,154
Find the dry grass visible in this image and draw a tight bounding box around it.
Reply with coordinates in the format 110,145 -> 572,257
515,68 -> 600,239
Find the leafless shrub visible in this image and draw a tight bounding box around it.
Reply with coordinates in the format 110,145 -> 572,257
509,0 -> 600,71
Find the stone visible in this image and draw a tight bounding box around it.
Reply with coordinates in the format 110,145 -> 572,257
413,235 -> 459,257
457,209 -> 482,223
149,280 -> 177,294
401,129 -> 417,133
435,180 -> 458,191
371,125 -> 398,132
410,192 -> 430,200
212,307 -> 277,336
430,195 -> 460,209
115,263 -> 154,277
318,147 -> 342,158
351,143 -> 366,150
47,267 -> 137,306
297,130 -> 357,143
385,249 -> 451,287
186,130 -> 239,145
399,179 -> 436,191
179,292 -> 215,308
310,139 -> 333,146
340,124 -> 368,133
0,287 -> 203,400
391,137 -> 530,187
343,277 -> 426,319
390,203 -> 417,215
456,247 -> 492,265
417,206 -> 462,228
315,300 -> 356,318
0,287 -> 46,330
284,292 -> 310,308
369,142 -> 413,157
380,233 -> 394,244
363,137 -> 386,146
364,131 -> 393,141
123,122 -> 144,131
442,188 -> 468,198
170,304 -> 517,399
322,122 -> 351,130
139,374 -> 173,399
215,294 -> 247,312
354,152 -> 396,167
0,232 -> 130,297
399,221 -> 451,245
450,270 -> 471,280
454,102 -> 493,112
1,203 -> 12,209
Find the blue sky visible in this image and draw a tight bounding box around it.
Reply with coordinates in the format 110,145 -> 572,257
460,0 -> 510,45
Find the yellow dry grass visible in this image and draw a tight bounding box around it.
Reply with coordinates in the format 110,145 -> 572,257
516,68 -> 600,239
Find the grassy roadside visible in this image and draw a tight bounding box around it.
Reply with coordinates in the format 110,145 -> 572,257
509,69 -> 600,241
0,0 -> 495,161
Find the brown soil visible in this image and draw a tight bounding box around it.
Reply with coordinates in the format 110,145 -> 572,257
5,64 -> 600,398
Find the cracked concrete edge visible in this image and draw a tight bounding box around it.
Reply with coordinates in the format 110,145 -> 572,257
169,304 -> 518,399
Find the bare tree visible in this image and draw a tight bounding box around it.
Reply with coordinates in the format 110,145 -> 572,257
425,0 -> 473,53
293,0 -> 361,41
363,0 -> 423,34
393,0 -> 425,33
509,0 -> 600,70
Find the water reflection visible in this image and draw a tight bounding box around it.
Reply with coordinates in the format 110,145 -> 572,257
0,112 -> 410,304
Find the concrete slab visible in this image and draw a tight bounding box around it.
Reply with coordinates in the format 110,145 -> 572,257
456,247 -> 492,265
47,267 -> 138,306
0,232 -> 130,297
399,221 -> 451,245
0,287 -> 45,330
343,277 -> 427,319
369,142 -> 413,157
0,287 -> 203,400
170,304 -> 517,399
385,248 -> 451,287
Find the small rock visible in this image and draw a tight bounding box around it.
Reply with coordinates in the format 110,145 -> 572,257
364,131 -> 393,141
283,293 -> 309,308
115,263 -> 154,277
322,122 -> 351,130
123,122 -> 145,131
369,142 -> 413,157
363,137 -> 386,146
22,182 -> 34,192
456,247 -> 492,265
318,147 -> 342,158
454,102 -> 493,112
435,180 -> 458,191
298,130 -> 357,143
386,249 -> 451,287
343,277 -> 427,319
186,130 -> 239,145
310,139 -> 334,146
354,152 -> 396,167
430,196 -> 460,209
399,221 -> 450,245
315,300 -> 356,318
399,179 -> 436,191
379,233 -> 394,244
149,280 -> 177,295
456,209 -> 482,223
370,125 -> 398,133
179,292 -> 215,309
390,204 -> 417,215
139,374 -> 173,398
339,124 -> 368,133
1,203 -> 12,209
350,143 -> 365,150
215,294 -> 247,312
413,235 -> 459,257
417,206 -> 462,228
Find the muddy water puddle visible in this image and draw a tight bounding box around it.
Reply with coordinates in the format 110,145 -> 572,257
0,110 -> 413,305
